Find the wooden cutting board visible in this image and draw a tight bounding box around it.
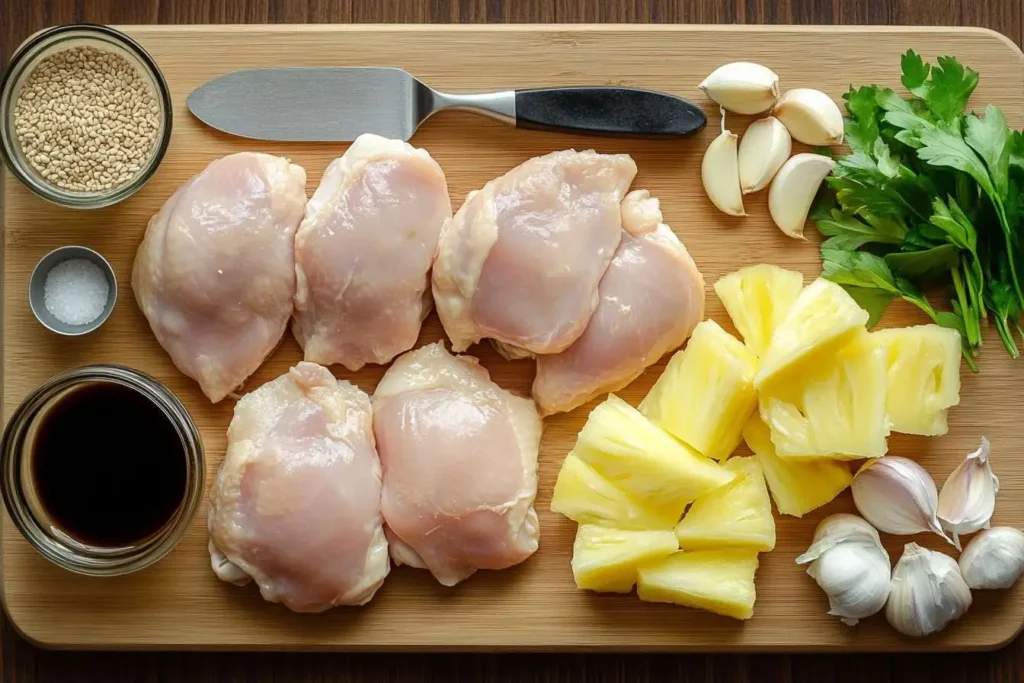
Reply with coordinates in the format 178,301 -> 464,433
3,24 -> 1024,652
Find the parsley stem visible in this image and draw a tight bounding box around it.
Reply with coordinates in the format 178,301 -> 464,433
993,198 -> 1024,308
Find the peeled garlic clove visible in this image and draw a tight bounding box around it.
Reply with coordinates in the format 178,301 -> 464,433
699,62 -> 780,115
938,437 -> 999,550
738,116 -> 792,194
886,543 -> 972,637
768,153 -> 834,239
796,514 -> 890,626
852,456 -> 954,546
959,527 -> 1024,590
773,88 -> 845,145
702,127 -> 745,217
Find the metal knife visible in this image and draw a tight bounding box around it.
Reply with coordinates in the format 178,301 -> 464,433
187,67 -> 706,142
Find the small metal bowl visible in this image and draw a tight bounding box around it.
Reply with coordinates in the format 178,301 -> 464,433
0,24 -> 172,209
29,246 -> 117,336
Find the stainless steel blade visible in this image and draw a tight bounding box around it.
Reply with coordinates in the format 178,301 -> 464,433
187,67 -> 420,141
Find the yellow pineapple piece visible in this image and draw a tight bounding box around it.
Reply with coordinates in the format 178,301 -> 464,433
550,453 -> 680,530
760,332 -> 889,459
639,320 -> 758,460
714,264 -> 805,357
755,278 -> 869,389
574,394 -> 736,520
572,525 -> 678,593
873,324 -> 961,436
636,549 -> 759,619
674,456 -> 775,551
742,416 -> 852,517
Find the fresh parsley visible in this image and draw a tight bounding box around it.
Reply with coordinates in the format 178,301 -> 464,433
813,50 -> 1022,369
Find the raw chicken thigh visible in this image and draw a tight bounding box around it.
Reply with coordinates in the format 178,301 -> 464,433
432,149 -> 637,356
372,343 -> 542,586
133,153 -> 306,402
208,362 -> 388,612
533,190 -> 706,415
292,134 -> 452,371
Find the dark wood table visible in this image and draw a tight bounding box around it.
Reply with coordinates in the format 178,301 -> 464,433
2,1 -> 1023,681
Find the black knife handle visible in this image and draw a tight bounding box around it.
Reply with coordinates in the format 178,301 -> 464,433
514,86 -> 706,138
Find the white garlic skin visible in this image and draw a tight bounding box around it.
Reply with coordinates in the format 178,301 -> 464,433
702,126 -> 746,217
773,88 -> 845,145
886,543 -> 972,637
852,456 -> 954,545
738,116 -> 792,194
796,513 -> 890,626
959,527 -> 1024,590
767,153 -> 834,239
699,62 -> 780,115
938,437 -> 999,550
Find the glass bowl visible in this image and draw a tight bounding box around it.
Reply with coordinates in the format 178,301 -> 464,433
0,365 -> 204,576
0,24 -> 172,209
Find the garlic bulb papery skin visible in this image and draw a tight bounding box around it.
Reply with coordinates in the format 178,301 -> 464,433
773,88 -> 845,145
852,456 -> 954,546
701,110 -> 745,217
886,542 -> 972,637
738,116 -> 792,194
795,513 -> 890,626
959,527 -> 1024,590
937,437 -> 999,550
699,62 -> 780,115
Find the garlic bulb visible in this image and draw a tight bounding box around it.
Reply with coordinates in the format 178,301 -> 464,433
738,117 -> 791,194
699,62 -> 780,115
959,527 -> 1024,590
767,153 -> 834,239
773,88 -> 845,145
852,456 -> 954,545
701,109 -> 745,217
937,437 -> 999,549
795,513 -> 890,626
886,543 -> 972,637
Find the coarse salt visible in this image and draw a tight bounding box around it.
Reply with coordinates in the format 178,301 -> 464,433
43,258 -> 110,326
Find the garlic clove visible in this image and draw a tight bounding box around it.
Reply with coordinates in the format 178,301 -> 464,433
699,62 -> 780,115
796,514 -> 890,626
738,116 -> 792,194
773,88 -> 845,146
702,127 -> 746,217
768,153 -> 834,239
937,437 -> 999,550
852,456 -> 955,546
959,527 -> 1024,590
886,542 -> 972,637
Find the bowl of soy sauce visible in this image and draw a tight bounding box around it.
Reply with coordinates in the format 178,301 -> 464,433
0,365 -> 203,575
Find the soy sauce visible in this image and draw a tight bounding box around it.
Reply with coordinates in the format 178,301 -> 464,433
30,381 -> 186,547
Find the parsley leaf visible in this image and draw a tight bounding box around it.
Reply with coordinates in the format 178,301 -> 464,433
1010,130 -> 1024,173
885,243 -> 960,280
916,124 -> 997,199
901,49 -> 931,97
816,209 -> 905,250
843,85 -> 882,153
925,56 -> 979,123
965,105 -> 1011,199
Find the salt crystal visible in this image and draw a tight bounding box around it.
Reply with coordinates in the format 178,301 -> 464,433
43,258 -> 109,326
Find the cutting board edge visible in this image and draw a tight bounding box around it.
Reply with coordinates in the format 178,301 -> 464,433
4,22 -> 1024,653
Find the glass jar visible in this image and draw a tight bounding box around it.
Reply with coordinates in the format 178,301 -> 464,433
0,24 -> 172,209
1,365 -> 204,576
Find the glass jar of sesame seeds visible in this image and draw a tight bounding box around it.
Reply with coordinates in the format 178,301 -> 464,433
0,24 -> 172,209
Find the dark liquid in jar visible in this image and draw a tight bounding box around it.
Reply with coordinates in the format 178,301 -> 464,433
30,381 -> 186,547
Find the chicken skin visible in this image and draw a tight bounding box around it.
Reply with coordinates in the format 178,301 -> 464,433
133,152 -> 307,402
432,150 -> 637,357
372,343 -> 542,586
292,135 -> 451,371
208,362 -> 388,612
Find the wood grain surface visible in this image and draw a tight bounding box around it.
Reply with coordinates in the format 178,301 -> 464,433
2,1 -> 1024,682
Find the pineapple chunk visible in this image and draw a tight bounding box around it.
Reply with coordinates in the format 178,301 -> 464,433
759,332 -> 889,459
572,525 -> 678,593
742,416 -> 852,517
636,549 -> 759,620
714,264 -> 805,357
639,320 -> 758,460
755,278 -> 869,389
550,453 -> 680,530
674,456 -> 775,551
574,394 -> 736,520
873,325 -> 961,436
